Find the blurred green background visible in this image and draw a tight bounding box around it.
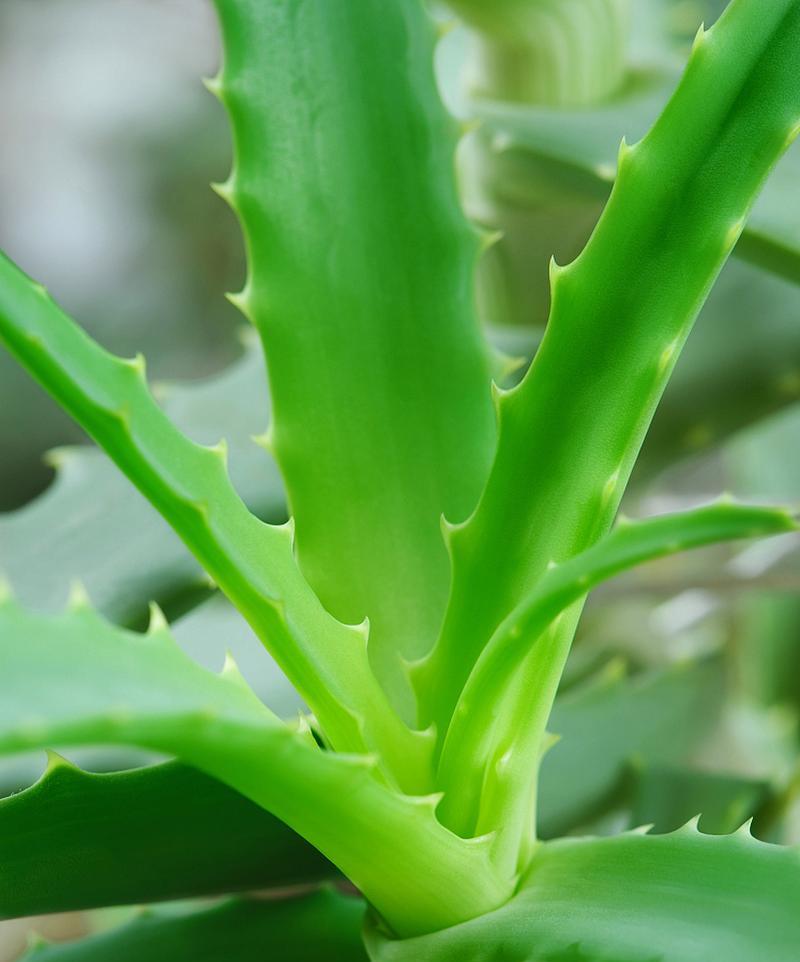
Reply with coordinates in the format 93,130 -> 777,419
0,0 -> 245,510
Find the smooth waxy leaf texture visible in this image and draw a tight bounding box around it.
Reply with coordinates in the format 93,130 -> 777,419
424,0 -> 800,735
0,250 -> 426,781
19,892 -> 366,962
0,597 -> 511,936
435,502 -> 796,855
368,828 -> 800,962
0,757 -> 333,920
0,656 -> 721,920
210,0 -> 496,713
419,0 -> 800,867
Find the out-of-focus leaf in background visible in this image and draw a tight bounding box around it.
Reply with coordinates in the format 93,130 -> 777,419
0,0 -> 243,509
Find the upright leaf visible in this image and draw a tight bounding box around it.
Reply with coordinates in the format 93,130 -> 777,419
210,0 -> 496,709
0,252 -> 425,779
418,0 -> 800,858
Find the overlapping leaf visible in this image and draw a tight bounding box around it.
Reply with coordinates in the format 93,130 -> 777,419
0,758 -> 333,920
368,828 -> 800,961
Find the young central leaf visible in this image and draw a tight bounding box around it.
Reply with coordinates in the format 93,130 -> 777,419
212,0 -> 497,714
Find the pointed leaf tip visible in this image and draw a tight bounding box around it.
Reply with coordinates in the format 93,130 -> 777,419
147,601 -> 169,635
202,73 -> 222,98
122,352 -> 147,379
220,650 -> 248,687
692,22 -> 707,53
43,749 -> 75,774
211,179 -> 234,204
251,425 -> 274,454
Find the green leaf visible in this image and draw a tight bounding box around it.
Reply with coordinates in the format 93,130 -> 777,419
172,593 -> 302,716
629,764 -> 771,838
0,757 -> 333,920
0,595 -> 511,937
436,501 -> 796,855
0,341 -> 282,625
20,891 -> 367,962
423,0 -> 800,742
210,0 -> 496,713
420,0 -> 800,867
0,250 -> 423,778
538,658 -> 725,839
367,828 -> 800,962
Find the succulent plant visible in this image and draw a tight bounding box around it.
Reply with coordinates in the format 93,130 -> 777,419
1,0 -> 799,958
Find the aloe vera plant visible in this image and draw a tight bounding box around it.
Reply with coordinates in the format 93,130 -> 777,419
1,0 -> 800,958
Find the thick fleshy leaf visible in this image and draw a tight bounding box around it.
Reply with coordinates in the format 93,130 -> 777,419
210,0 -> 496,712
20,892 -> 367,962
0,757 -> 333,920
436,502 -> 796,846
0,250 -> 424,775
368,828 -> 800,961
0,597 -> 511,937
420,3 -> 800,797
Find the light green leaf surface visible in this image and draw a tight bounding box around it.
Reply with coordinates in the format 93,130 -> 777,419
424,0 -> 800,738
20,892 -> 367,962
368,828 -> 800,962
421,0 -> 800,866
436,502 -> 796,849
0,597 -> 511,936
0,250 -> 425,778
211,0 -> 496,713
0,757 -> 333,920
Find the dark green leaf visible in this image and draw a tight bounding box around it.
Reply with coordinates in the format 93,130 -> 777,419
0,758 -> 333,920
22,891 -> 366,962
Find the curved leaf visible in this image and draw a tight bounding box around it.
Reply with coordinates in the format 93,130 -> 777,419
436,502 -> 796,845
421,0 -> 800,763
20,891 -> 367,962
368,828 -> 800,961
0,250 -> 422,775
210,0 -> 496,713
0,596 -> 511,936
0,757 -> 333,920
0,342 -> 282,625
